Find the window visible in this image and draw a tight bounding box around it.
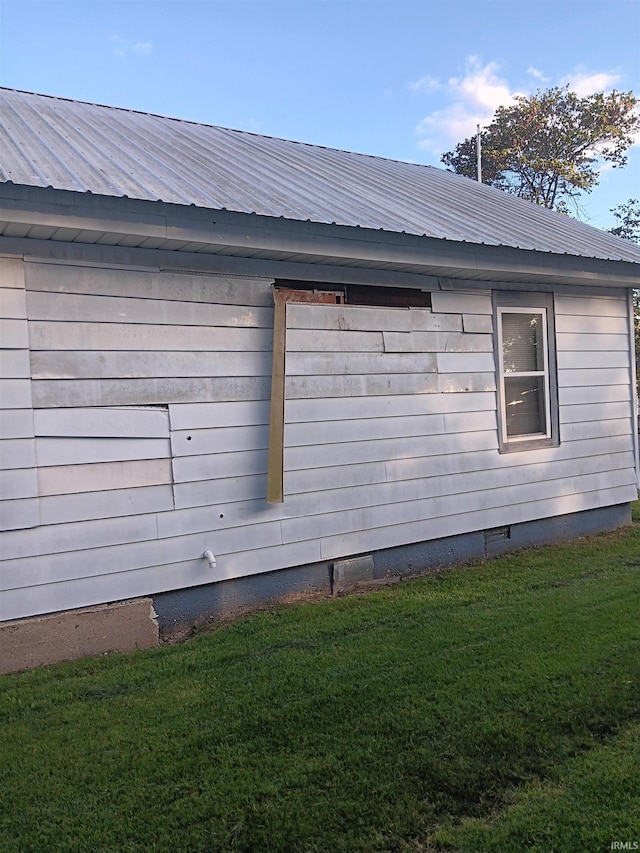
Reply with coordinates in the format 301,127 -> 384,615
494,293 -> 559,451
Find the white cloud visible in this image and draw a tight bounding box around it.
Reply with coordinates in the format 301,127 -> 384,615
409,75 -> 442,95
109,35 -> 153,58
416,103 -> 486,155
527,66 -> 549,83
414,57 -> 518,157
561,69 -> 621,96
449,57 -> 516,112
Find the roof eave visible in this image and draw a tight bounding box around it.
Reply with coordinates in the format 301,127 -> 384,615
1,183 -> 639,289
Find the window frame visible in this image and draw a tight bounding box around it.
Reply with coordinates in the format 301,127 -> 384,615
494,291 -> 559,453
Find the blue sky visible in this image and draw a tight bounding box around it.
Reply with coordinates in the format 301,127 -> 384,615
0,0 -> 638,230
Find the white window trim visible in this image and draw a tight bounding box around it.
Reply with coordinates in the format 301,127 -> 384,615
493,290 -> 560,453
498,305 -> 551,444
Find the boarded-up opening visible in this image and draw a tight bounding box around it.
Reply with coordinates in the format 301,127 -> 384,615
275,281 -> 431,309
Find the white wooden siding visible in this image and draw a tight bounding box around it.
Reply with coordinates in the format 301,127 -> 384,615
0,259 -> 39,531
0,263 -> 637,623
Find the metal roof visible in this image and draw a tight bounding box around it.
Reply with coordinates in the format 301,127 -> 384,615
1,87 -> 639,265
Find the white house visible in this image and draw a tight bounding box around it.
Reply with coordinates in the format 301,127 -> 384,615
1,88 -> 639,670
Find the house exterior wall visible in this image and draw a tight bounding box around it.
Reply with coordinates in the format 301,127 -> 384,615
0,255 -> 637,625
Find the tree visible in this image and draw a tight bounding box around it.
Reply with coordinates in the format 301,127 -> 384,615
609,199 -> 640,390
610,198 -> 640,242
441,86 -> 640,213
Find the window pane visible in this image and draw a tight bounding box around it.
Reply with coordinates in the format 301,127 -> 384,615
502,312 -> 545,373
504,376 -> 547,436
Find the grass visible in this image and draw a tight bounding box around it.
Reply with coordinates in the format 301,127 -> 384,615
1,503 -> 639,853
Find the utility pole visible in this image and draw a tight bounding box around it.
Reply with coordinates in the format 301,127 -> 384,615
476,124 -> 482,183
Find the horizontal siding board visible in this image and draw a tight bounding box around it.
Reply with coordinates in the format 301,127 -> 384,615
398,331 -> 494,354
31,376 -> 271,408
287,413 -> 447,447
24,262 -> 273,306
292,410 -> 496,451
554,295 -> 627,317
0,511 -> 160,563
0,467 -> 38,499
173,474 -> 268,509
31,350 -> 270,380
444,410 -> 497,433
437,373 -> 496,393
462,314 -> 493,334
0,379 -> 33,408
287,304 -> 413,332
0,258 -> 25,290
559,401 -> 632,424
0,498 -> 39,531
382,331 -> 413,352
436,352 -> 495,373
556,333 -> 629,352
0,287 -> 27,318
169,400 -> 271,431
0,319 -> 29,349
287,328 -> 383,353
555,314 -> 629,335
286,391 -> 495,423
412,312 -> 464,332
286,373 -> 439,399
287,305 -> 463,334
29,321 -> 273,352
26,290 -> 273,328
39,485 -> 175,525
284,430 -> 499,472
559,385 -> 631,405
172,448 -> 268,484
35,436 -> 171,467
0,437 -> 36,469
38,458 -> 173,496
561,418 -> 632,442
156,500 -> 282,540
286,461 -> 387,495
0,409 -> 34,439
171,424 -> 269,457
0,349 -> 30,378
431,291 -> 492,314
34,406 -> 170,438
557,350 -> 630,370
557,368 -> 630,388
286,351 -> 437,376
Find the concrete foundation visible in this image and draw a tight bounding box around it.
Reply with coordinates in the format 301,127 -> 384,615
0,598 -> 159,675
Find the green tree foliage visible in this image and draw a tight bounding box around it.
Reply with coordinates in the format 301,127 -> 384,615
610,198 -> 640,242
441,86 -> 639,213
609,199 -> 640,390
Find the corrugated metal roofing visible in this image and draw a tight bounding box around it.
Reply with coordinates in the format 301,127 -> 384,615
1,87 -> 639,265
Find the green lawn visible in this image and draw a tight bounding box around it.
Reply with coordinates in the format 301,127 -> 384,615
1,504 -> 639,853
